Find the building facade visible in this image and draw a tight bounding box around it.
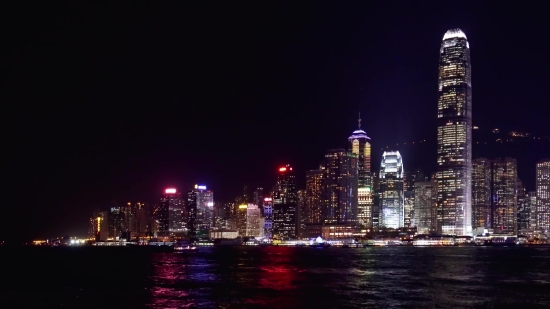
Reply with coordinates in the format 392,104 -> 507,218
348,115 -> 373,228
272,165 -> 297,239
323,149 -> 358,225
492,158 -> 518,234
472,158 -> 492,230
414,181 -> 437,234
436,28 -> 473,235
536,159 -> 550,232
379,151 -> 404,229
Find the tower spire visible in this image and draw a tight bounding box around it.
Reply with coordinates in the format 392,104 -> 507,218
358,112 -> 361,129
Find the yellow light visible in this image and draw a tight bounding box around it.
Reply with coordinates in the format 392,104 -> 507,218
239,205 -> 247,209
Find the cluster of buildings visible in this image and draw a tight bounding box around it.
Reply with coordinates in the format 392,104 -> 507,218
88,28 -> 550,244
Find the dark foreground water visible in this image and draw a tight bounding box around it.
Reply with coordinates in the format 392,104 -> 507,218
1,246 -> 549,308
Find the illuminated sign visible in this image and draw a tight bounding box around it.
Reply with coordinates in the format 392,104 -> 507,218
264,198 -> 272,202
239,204 -> 248,209
279,167 -> 287,172
207,202 -> 214,207
197,185 -> 207,190
165,188 -> 176,194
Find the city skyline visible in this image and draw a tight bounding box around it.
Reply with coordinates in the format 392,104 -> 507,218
4,2 -> 549,240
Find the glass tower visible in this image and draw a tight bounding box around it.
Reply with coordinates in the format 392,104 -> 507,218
348,114 -> 373,228
436,28 -> 473,235
379,151 -> 404,229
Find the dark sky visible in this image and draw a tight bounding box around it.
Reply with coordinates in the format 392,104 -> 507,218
2,1 -> 549,240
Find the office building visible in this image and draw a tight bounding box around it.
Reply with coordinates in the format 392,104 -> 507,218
436,28 -> 473,235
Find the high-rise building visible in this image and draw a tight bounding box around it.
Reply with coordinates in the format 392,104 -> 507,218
272,165 -> 297,240
404,190 -> 414,228
158,188 -> 183,237
187,185 -> 214,238
472,158 -> 492,229
263,197 -> 273,239
529,191 -> 537,231
323,149 -> 358,225
414,181 -> 437,234
517,190 -> 532,234
236,204 -> 248,236
536,159 -> 550,232
436,28 -> 473,236
246,204 -> 262,237
492,158 -> 518,234
296,189 -> 306,238
348,115 -> 372,228
305,169 -> 323,224
379,151 -> 404,229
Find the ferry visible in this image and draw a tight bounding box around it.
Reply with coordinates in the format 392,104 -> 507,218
173,240 -> 196,251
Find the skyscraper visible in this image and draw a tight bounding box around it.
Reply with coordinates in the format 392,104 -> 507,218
492,158 -> 518,234
536,159 -> 550,232
379,151 -> 404,229
272,165 -> 297,240
187,185 -> 214,238
263,197 -> 273,239
414,181 -> 437,234
323,149 -> 358,225
348,114 -> 373,228
305,169 -> 323,224
436,28 -> 473,235
472,158 -> 492,230
159,188 -> 184,236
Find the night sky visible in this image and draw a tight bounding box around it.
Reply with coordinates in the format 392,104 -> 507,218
3,2 -> 549,240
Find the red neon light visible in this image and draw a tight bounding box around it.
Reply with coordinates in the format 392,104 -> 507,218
264,198 -> 272,202
279,167 -> 287,172
165,188 -> 176,193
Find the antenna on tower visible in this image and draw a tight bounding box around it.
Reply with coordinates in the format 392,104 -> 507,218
358,112 -> 362,129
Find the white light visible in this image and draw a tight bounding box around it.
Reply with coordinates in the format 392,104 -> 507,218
207,202 -> 214,207
443,28 -> 467,41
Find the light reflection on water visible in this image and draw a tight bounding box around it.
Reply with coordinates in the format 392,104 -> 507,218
144,246 -> 550,309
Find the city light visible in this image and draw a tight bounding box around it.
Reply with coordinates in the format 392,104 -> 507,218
197,185 -> 207,190
239,204 -> 248,209
165,188 -> 176,193
264,197 -> 272,202
279,167 -> 287,172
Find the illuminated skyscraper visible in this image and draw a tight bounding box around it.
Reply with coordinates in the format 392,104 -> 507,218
492,158 -> 518,234
472,158 -> 492,229
159,188 -> 184,236
414,181 -> 437,234
272,165 -> 297,240
436,28 -> 472,235
536,159 -> 550,232
323,149 -> 358,225
246,204 -> 261,237
305,169 -> 323,224
348,114 -> 373,228
187,185 -> 214,237
263,198 -> 273,238
379,151 -> 404,229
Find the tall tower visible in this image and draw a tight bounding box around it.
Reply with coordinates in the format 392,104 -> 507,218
436,28 -> 473,235
472,158 -> 492,230
492,158 -> 518,234
159,188 -> 184,237
272,165 -> 297,240
379,151 -> 404,229
348,114 -> 373,228
323,149 -> 359,225
536,159 -> 550,232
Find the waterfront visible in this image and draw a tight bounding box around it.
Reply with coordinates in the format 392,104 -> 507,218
2,246 -> 549,308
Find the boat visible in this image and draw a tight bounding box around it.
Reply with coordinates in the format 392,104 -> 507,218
174,245 -> 197,251
173,240 -> 196,251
